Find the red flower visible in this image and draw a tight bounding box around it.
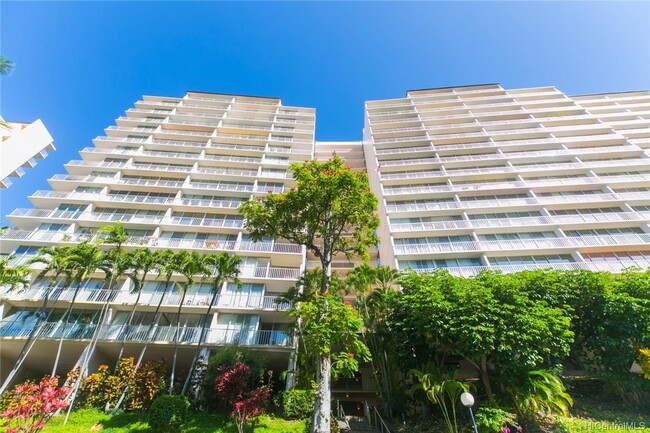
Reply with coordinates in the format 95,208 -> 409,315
344,301 -> 351,305
348,353 -> 355,358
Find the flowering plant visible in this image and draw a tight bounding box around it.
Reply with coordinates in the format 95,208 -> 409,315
0,376 -> 69,433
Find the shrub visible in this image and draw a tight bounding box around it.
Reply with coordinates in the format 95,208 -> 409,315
475,406 -> 520,433
204,348 -> 264,410
214,363 -> 252,412
68,357 -> 166,412
281,389 -> 314,420
127,359 -> 167,411
232,387 -> 271,433
0,376 -> 69,433
148,395 -> 190,433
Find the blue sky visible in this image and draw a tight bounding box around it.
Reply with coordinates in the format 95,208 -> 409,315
1,1 -> 649,225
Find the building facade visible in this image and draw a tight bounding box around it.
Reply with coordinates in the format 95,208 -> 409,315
1,85 -> 649,404
364,84 -> 650,276
1,119 -> 55,188
0,92 -> 314,384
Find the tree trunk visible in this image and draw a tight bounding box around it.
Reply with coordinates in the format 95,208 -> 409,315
115,285 -> 144,371
312,250 -> 332,433
169,288 -> 188,394
479,355 -> 493,399
65,276 -> 119,419
0,285 -> 56,394
51,283 -> 82,377
111,279 -> 170,414
181,289 -> 218,396
314,353 -> 332,433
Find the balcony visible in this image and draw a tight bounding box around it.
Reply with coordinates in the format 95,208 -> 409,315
186,181 -> 255,193
31,190 -> 175,206
0,229 -> 152,246
393,233 -> 650,256
152,238 -> 302,255
0,322 -> 293,347
5,285 -> 291,312
9,208 -> 84,220
408,260 -> 650,278
161,216 -> 244,229
239,265 -> 301,280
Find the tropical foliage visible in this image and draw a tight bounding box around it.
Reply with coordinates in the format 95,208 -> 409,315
410,369 -> 471,433
0,376 -> 68,433
240,155 -> 379,433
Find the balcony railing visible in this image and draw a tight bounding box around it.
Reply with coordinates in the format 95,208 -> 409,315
162,216 -> 244,228
408,260 -> 650,278
0,322 -> 293,347
393,234 -> 650,255
240,266 -> 301,280
4,284 -> 291,311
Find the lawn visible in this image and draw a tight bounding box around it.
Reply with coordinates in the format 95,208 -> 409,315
39,408 -> 307,433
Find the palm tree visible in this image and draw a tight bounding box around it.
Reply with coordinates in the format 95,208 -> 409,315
168,251 -> 210,394
64,224 -> 138,410
110,249 -> 180,413
0,55 -> 15,130
114,248 -> 159,368
345,264 -> 399,417
0,255 -> 30,288
0,248 -> 73,394
0,55 -> 14,76
181,252 -> 242,396
51,242 -> 111,377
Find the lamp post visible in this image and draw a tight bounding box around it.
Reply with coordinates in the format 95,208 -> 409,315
461,392 -> 479,433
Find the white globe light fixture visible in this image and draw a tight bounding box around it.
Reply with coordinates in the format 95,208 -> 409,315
460,392 -> 479,433
460,392 -> 475,408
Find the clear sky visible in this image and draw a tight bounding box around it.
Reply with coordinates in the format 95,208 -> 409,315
1,1 -> 649,225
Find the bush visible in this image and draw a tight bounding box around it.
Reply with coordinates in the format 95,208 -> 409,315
0,376 -> 69,433
148,395 -> 190,433
204,348 -> 265,410
281,389 -> 314,420
475,406 -> 519,433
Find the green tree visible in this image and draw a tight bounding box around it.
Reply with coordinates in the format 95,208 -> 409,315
181,252 -> 242,396
240,155 -> 379,433
0,55 -> 13,76
169,251 -> 210,394
0,55 -> 14,130
0,255 -> 30,288
345,264 -> 400,415
51,242 -> 111,377
114,248 -> 160,367
392,270 -> 573,399
65,224 -> 140,421
112,249 -> 179,414
0,249 -> 74,394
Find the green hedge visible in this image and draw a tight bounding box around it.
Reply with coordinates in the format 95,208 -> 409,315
148,395 -> 190,433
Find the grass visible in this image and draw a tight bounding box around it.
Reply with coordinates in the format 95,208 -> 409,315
559,396 -> 649,433
37,408 -> 307,433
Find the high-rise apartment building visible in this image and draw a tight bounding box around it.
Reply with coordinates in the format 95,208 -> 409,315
1,119 -> 55,188
364,84 -> 650,276
1,85 -> 649,408
0,92 -> 314,384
